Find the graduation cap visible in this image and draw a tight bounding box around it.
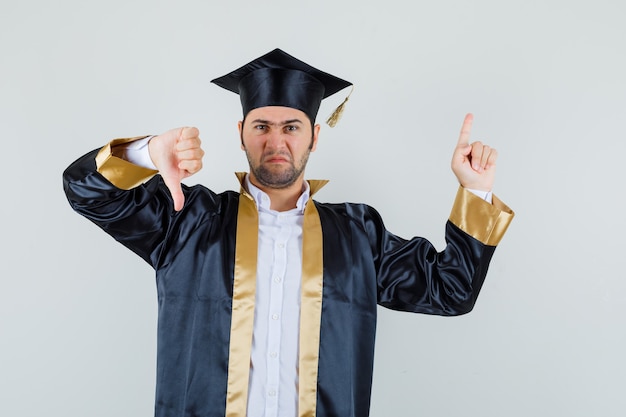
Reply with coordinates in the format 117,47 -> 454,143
211,48 -> 353,127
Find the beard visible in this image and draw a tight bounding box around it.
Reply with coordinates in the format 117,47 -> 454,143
246,149 -> 311,189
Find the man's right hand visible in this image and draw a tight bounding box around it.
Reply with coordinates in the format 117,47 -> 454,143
148,127 -> 204,211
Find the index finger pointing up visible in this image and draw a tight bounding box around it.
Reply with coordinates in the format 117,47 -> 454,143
457,113 -> 474,147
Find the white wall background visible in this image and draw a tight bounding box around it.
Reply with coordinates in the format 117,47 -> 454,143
1,0 -> 625,416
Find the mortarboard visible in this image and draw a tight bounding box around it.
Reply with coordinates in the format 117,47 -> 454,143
211,48 -> 352,126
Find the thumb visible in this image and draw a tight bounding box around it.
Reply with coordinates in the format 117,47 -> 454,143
451,140 -> 472,173
163,174 -> 185,211
453,141 -> 472,162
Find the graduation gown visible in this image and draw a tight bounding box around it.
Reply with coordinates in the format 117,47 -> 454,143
62,138 -> 514,417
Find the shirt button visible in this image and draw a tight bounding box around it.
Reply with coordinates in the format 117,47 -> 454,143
270,352 -> 278,358
272,314 -> 279,320
277,243 -> 285,248
268,390 -> 277,397
274,276 -> 282,283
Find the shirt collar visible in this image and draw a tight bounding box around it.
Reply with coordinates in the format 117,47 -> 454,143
244,174 -> 311,214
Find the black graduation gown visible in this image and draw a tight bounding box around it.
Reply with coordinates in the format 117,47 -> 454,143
63,144 -> 513,417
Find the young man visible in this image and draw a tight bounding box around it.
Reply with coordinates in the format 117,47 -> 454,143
63,49 -> 514,417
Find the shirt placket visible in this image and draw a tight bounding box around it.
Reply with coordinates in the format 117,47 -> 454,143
264,213 -> 292,417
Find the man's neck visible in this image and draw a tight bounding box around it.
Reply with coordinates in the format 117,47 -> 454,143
248,176 -> 306,212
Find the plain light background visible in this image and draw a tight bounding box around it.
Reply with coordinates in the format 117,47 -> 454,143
1,0 -> 625,416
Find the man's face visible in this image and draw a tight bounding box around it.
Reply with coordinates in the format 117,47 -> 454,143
239,106 -> 320,189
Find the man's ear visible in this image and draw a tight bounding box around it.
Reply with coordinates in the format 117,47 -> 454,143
311,123 -> 321,152
238,120 -> 244,150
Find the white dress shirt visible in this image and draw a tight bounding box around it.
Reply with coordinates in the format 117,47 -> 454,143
244,177 -> 309,417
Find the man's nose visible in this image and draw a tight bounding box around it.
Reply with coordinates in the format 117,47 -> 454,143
265,130 -> 286,149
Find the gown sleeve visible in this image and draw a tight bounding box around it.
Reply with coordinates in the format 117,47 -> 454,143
372,187 -> 514,316
62,137 -> 182,267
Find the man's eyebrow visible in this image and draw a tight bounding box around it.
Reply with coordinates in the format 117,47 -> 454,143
250,118 -> 304,126
282,119 -> 303,125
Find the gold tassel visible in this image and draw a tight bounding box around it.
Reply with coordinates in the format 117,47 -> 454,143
326,86 -> 354,128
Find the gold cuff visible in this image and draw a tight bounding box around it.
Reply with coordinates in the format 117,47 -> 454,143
449,186 -> 514,246
95,136 -> 158,189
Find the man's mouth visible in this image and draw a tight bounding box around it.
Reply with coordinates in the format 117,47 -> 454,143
264,154 -> 290,164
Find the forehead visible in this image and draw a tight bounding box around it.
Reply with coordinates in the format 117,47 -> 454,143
245,106 -> 311,124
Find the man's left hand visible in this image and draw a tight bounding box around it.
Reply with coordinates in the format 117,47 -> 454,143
451,113 -> 497,192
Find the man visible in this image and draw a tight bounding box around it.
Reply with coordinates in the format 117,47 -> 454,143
63,49 -> 514,417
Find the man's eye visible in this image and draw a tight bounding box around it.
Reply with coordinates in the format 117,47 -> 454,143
284,125 -> 298,132
254,125 -> 267,131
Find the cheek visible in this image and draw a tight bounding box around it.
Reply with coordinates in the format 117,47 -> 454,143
242,139 -> 266,159
241,133 -> 260,150
289,143 -> 311,161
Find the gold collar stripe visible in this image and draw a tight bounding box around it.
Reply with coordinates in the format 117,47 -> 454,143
298,199 -> 325,417
225,191 -> 259,417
